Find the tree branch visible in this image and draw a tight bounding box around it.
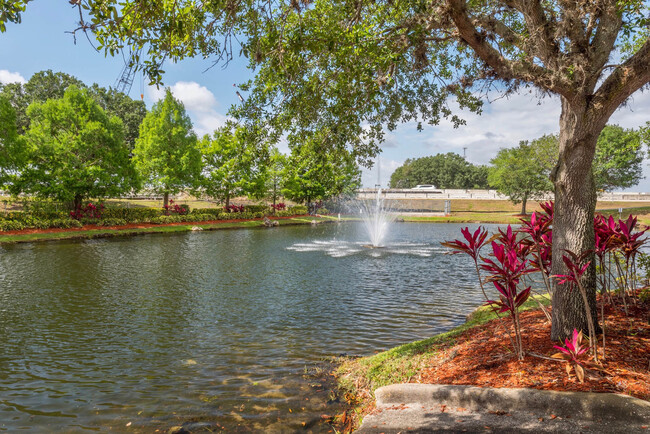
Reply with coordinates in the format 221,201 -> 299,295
590,38 -> 650,126
446,0 -> 572,98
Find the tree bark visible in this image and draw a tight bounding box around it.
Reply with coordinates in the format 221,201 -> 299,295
163,192 -> 169,208
73,194 -> 83,211
550,97 -> 601,341
225,194 -> 230,209
521,195 -> 527,215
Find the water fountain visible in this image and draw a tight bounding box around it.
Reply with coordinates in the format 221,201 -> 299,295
359,188 -> 395,248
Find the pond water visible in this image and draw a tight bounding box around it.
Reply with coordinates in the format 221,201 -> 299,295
0,222 -> 497,432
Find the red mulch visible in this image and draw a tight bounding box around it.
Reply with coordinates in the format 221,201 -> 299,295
0,215 -> 308,236
417,298 -> 650,400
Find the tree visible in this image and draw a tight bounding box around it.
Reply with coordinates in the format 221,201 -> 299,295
0,71 -> 146,146
489,136 -> 556,215
265,148 -> 287,211
0,95 -> 26,188
134,89 -> 202,207
593,125 -> 644,192
88,84 -> 147,150
0,70 -> 85,133
390,153 -> 489,189
14,86 -> 137,209
10,0 -> 650,340
282,143 -> 361,207
199,123 -> 266,208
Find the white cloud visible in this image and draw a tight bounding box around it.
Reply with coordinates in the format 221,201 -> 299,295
361,158 -> 402,188
146,81 -> 229,136
0,69 -> 26,85
373,86 -> 650,190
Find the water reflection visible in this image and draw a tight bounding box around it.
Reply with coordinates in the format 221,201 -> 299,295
0,222 -> 500,431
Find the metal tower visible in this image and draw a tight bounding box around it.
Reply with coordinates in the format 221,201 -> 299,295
114,49 -> 141,95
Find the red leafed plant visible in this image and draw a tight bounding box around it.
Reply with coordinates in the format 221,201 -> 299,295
225,204 -> 245,213
441,226 -> 491,301
480,226 -> 534,360
70,202 -> 104,220
552,329 -> 601,383
553,251 -> 598,361
162,199 -> 188,216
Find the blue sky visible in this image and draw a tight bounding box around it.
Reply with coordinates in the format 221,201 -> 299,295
1,2 -> 649,191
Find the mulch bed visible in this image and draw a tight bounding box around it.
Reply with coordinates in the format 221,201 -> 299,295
418,297 -> 650,399
0,215 -> 308,236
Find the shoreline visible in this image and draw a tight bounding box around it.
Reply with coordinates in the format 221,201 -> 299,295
0,215 -> 339,244
332,294 -> 649,431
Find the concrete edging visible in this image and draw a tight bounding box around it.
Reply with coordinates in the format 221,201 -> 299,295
375,384 -> 650,423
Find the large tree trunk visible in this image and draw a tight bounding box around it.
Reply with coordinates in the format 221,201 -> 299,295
520,194 -> 528,215
550,98 -> 601,341
225,194 -> 230,209
163,192 -> 169,208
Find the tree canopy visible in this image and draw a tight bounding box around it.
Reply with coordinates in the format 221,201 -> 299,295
133,89 -> 202,206
0,70 -> 147,146
14,85 -> 138,208
488,136 -> 556,215
390,153 -> 489,189
199,123 -> 266,208
0,95 -> 26,188
282,140 -> 361,205
593,125 -> 644,192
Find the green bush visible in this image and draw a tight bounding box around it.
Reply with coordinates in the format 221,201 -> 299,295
98,218 -> 128,227
289,205 -> 308,215
217,213 -> 232,220
102,207 -> 162,222
316,207 -> 330,215
275,210 -> 293,217
191,208 -> 223,217
244,204 -> 268,213
0,220 -> 25,231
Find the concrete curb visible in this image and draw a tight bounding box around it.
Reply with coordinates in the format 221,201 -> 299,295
375,384 -> 650,423
356,384 -> 650,433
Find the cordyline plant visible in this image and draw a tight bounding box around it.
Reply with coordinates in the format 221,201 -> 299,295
441,227 -> 491,301
480,226 -> 534,361
519,203 -> 553,298
553,251 -> 598,361
552,329 -> 600,383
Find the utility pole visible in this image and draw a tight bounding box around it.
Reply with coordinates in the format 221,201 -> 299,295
463,147 -> 467,159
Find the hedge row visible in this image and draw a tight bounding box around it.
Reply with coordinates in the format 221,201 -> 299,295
0,205 -> 313,232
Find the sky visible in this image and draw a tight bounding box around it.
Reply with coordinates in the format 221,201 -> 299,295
1,2 -> 649,191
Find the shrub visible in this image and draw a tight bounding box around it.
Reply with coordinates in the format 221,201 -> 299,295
270,203 -> 286,211
102,207 -> 162,222
98,218 -> 128,227
0,220 -> 25,231
289,205 -> 308,215
224,204 -> 245,213
191,208 -> 223,217
275,210 -> 293,217
218,213 -> 232,220
316,207 -> 329,215
71,202 -> 104,220
244,204 -> 268,213
162,199 -> 190,216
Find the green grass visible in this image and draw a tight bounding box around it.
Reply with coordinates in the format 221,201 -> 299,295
335,294 -> 551,399
0,216 -> 335,244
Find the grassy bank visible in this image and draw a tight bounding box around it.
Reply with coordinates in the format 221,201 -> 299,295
0,216 -> 338,244
334,295 -> 551,426
335,295 -> 551,398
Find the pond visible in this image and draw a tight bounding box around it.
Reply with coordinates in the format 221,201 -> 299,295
0,222 -> 496,432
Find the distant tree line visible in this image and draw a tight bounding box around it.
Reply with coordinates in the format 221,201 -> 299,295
388,124 -> 645,215
0,70 -> 361,210
389,152 -> 489,189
